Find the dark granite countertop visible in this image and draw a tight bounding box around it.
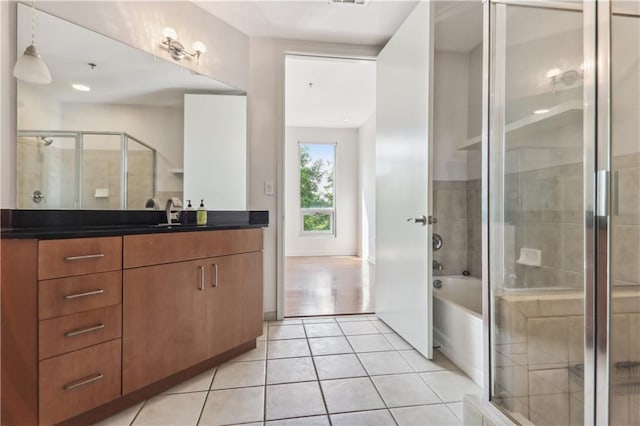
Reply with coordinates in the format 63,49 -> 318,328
1,209 -> 269,239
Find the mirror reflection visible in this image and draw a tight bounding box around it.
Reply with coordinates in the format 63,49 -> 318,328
16,3 -> 245,210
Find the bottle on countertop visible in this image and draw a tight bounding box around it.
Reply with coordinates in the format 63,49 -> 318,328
185,200 -> 194,210
197,199 -> 207,225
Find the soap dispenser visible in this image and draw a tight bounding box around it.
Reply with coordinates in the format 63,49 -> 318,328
197,199 -> 207,225
185,200 -> 194,210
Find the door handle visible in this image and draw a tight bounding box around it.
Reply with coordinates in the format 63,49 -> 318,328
198,266 -> 205,290
212,263 -> 219,288
406,215 -> 428,226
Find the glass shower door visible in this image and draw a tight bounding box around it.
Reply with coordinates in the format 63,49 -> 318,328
488,2 -> 587,424
608,2 -> 640,424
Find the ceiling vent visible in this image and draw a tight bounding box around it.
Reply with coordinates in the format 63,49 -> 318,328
329,0 -> 368,5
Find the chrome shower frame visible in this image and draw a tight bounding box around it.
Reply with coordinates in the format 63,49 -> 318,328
17,130 -> 156,209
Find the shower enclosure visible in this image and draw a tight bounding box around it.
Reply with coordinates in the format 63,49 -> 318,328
485,0 -> 639,424
17,131 -> 156,210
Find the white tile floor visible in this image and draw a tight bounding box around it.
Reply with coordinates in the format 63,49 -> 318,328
97,315 -> 482,426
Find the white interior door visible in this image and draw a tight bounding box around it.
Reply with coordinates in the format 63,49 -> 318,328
183,94 -> 247,209
376,1 -> 434,358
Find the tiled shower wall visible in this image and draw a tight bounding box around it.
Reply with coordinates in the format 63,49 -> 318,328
17,138 -> 154,209
432,180 -> 482,277
503,151 -> 639,290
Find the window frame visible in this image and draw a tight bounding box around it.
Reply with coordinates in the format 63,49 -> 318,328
298,141 -> 337,236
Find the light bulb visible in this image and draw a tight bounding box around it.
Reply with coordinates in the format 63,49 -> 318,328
192,41 -> 207,54
546,68 -> 561,79
162,27 -> 177,40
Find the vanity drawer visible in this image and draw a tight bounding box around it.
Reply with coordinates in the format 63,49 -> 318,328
39,305 -> 122,360
39,338 -> 121,425
39,270 -> 122,319
38,236 -> 122,280
207,228 -> 263,257
123,231 -> 210,268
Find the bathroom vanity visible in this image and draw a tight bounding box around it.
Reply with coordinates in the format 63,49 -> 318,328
1,210 -> 268,425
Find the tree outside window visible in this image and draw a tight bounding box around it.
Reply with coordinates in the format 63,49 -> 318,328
299,143 -> 336,234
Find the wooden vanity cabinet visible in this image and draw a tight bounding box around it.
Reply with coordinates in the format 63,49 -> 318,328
1,227 -> 264,426
121,228 -> 264,394
206,251 -> 264,357
122,258 -> 209,394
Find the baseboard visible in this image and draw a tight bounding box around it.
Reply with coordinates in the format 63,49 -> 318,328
263,311 -> 277,321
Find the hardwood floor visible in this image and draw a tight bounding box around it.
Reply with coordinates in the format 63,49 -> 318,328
285,256 -> 374,317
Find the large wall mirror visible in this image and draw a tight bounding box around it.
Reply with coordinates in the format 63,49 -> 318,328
16,3 -> 247,210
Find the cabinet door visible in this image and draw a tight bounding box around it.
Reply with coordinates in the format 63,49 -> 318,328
206,252 -> 263,357
123,259 -> 207,394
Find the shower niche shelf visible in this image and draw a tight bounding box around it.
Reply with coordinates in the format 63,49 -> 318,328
458,99 -> 583,151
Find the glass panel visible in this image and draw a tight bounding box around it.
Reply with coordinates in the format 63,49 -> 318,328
127,137 -> 155,210
302,210 -> 334,233
16,134 -> 76,209
609,5 -> 640,425
489,3 -> 585,424
81,134 -> 122,209
299,142 -> 336,234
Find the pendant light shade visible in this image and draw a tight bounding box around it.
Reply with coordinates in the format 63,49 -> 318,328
14,1 -> 51,85
13,44 -> 52,84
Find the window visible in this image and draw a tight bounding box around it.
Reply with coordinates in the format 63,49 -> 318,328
299,142 -> 336,235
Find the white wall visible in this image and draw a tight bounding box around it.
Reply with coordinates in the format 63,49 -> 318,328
467,43 -> 483,181
61,103 -> 183,194
358,114 -> 376,262
433,51 -> 470,181
284,127 -> 358,257
247,38 -> 379,318
1,1 -> 17,208
17,82 -> 62,130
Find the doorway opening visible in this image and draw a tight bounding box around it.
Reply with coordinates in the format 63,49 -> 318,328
283,54 -> 376,317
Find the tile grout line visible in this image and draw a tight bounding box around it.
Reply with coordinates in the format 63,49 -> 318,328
127,399 -> 148,426
195,367 -> 220,425
302,320 -> 333,426
263,325 -> 270,424
342,317 -> 399,426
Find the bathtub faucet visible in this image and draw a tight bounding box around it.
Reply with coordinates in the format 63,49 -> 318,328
433,260 -> 443,271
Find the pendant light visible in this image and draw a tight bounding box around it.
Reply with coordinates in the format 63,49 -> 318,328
13,1 -> 51,84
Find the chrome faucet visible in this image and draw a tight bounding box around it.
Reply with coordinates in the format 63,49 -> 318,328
433,260 -> 444,271
165,197 -> 183,224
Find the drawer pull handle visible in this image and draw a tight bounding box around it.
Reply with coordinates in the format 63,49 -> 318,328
64,324 -> 105,337
198,266 -> 205,291
64,253 -> 105,261
212,263 -> 219,288
64,289 -> 104,300
63,373 -> 103,391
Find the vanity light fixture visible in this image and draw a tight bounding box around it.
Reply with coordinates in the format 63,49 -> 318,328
547,67 -> 583,94
161,27 -> 207,64
13,0 -> 52,84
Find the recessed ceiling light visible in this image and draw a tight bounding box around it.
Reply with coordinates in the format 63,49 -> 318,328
72,83 -> 91,92
534,109 -> 549,115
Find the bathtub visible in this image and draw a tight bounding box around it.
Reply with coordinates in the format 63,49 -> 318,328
433,275 -> 484,387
